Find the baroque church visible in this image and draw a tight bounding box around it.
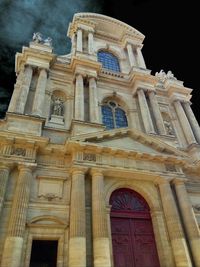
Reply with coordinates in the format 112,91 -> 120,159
0,12 -> 200,267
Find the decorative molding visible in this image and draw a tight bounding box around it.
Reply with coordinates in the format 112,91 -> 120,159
193,205 -> 200,212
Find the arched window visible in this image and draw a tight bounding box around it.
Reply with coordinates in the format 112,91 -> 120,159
97,51 -> 120,72
101,100 -> 128,130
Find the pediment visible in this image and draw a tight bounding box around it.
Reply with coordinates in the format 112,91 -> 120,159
70,128 -> 187,158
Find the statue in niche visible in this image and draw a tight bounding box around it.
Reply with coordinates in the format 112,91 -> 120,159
52,98 -> 64,116
164,120 -> 174,135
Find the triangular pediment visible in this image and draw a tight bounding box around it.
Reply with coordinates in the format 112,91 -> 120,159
70,128 -> 188,158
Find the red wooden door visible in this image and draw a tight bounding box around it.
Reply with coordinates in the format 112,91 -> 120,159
110,189 -> 160,267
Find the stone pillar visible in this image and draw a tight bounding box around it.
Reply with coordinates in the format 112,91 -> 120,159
32,68 -> 48,117
88,31 -> 94,55
91,169 -> 111,267
158,180 -> 192,267
89,77 -> 99,123
69,168 -> 87,267
1,164 -> 33,267
15,65 -> 33,114
126,43 -> 136,67
182,101 -> 200,144
77,28 -> 83,52
137,88 -> 155,134
136,46 -> 146,68
148,90 -> 166,135
173,179 -> 200,267
173,100 -> 197,145
74,74 -> 84,121
0,164 -> 11,215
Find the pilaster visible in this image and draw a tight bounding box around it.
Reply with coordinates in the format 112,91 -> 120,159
74,74 -> 84,121
32,68 -> 48,117
137,88 -> 155,134
0,164 -> 12,215
69,167 -> 88,267
89,77 -> 99,124
158,179 -> 192,267
91,168 -> 111,267
15,65 -> 33,114
173,100 -> 197,145
148,90 -> 166,135
1,164 -> 34,267
173,179 -> 200,267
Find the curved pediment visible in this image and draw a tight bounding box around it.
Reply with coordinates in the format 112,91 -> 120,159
28,216 -> 67,228
69,12 -> 144,44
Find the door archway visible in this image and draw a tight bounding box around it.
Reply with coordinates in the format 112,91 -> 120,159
110,188 -> 160,267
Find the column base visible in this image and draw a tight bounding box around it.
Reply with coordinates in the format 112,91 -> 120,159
93,238 -> 111,267
1,236 -> 23,267
171,238 -> 192,267
69,237 -> 86,267
190,238 -> 200,267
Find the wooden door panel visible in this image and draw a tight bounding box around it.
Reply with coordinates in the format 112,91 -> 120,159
111,217 -> 135,267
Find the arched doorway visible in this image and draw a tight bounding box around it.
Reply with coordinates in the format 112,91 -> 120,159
110,188 -> 160,267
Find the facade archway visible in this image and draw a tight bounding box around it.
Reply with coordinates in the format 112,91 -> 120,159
109,188 -> 160,267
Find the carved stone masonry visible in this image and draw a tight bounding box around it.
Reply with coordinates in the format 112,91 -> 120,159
11,147 -> 26,157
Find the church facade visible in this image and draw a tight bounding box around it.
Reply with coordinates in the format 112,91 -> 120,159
0,12 -> 200,267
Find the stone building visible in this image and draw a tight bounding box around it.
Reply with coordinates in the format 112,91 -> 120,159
0,12 -> 200,267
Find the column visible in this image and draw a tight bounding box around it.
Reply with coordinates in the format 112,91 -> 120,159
127,43 -> 137,67
148,90 -> 166,135
88,31 -> 94,55
173,100 -> 197,145
32,68 -> 48,117
91,169 -> 111,267
182,101 -> 200,144
69,168 -> 87,267
136,46 -> 146,68
74,74 -> 84,121
15,65 -> 33,114
0,164 -> 11,215
137,88 -> 155,134
158,180 -> 192,267
89,77 -> 99,123
173,179 -> 200,267
8,70 -> 24,113
77,28 -> 83,52
1,164 -> 33,267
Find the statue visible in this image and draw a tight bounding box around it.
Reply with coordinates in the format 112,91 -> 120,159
32,32 -> 43,43
155,69 -> 177,82
166,70 -> 177,80
155,69 -> 167,82
32,32 -> 52,46
164,120 -> 174,135
52,98 -> 63,116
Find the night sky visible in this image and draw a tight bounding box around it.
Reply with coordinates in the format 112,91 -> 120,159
0,0 -> 199,121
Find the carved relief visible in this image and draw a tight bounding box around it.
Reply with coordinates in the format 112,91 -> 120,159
165,164 -> 177,172
11,147 -> 26,156
83,153 -> 96,162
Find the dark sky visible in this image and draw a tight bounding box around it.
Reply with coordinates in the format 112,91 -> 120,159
0,0 -> 199,121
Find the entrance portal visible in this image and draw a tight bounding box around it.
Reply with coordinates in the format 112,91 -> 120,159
110,188 -> 160,267
29,240 -> 58,267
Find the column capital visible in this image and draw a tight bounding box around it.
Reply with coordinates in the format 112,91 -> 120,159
18,163 -> 36,172
171,178 -> 187,186
90,168 -> 104,177
70,166 -> 88,176
154,176 -> 172,185
0,162 -> 13,171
